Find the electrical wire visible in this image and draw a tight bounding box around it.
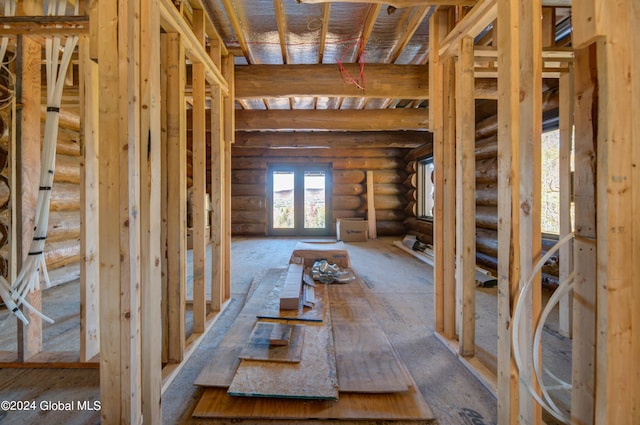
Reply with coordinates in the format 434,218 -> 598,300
512,231 -> 574,424
0,0 -> 79,325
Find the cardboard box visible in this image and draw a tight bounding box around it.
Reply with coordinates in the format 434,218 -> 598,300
336,218 -> 368,242
289,241 -> 351,267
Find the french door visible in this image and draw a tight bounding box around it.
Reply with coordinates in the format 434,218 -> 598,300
268,164 -> 332,236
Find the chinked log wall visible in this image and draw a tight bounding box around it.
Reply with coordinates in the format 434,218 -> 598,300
230,147 -> 411,236
405,90 -> 560,285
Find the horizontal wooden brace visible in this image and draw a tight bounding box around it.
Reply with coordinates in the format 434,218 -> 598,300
0,15 -> 89,36
159,0 -> 229,95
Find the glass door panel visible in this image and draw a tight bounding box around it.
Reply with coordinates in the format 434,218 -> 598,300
269,165 -> 331,236
272,171 -> 295,229
304,171 -> 326,229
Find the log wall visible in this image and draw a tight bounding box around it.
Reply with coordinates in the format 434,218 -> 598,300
230,146 -> 411,236
405,92 -> 561,285
0,112 -> 81,287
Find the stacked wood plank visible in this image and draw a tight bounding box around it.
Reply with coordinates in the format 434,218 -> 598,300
279,263 -> 304,310
193,265 -> 434,421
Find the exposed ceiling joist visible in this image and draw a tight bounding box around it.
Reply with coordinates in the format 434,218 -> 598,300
220,0 -> 255,63
236,109 -> 430,131
389,5 -> 431,63
274,0 -> 290,64
234,131 -> 430,149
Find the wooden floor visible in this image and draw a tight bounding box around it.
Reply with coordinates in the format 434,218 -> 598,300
164,237 -> 504,425
1,237 -> 571,425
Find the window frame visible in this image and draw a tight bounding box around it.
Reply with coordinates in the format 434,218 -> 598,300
416,155 -> 435,221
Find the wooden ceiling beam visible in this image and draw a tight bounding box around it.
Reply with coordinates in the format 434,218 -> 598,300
234,130 -> 430,148
236,108 -> 430,131
298,0 -> 475,7
236,64 -> 499,99
236,64 -> 428,99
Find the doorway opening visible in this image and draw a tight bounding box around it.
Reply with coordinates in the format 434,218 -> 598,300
268,164 -> 332,236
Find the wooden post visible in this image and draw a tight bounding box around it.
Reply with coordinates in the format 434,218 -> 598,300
161,33 -> 187,363
222,54 -> 234,302
519,3 -> 543,422
366,171 -> 377,239
210,85 -> 224,312
429,9 -> 446,334
442,53 -> 456,340
97,1 -> 143,422
16,35 -> 42,362
496,0 -> 543,423
140,0 -> 162,422
191,8 -> 208,333
455,36 -> 475,357
79,34 -> 100,362
557,65 -> 574,338
570,44 -> 597,425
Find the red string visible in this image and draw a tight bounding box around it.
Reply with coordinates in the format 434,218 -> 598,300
336,37 -> 366,90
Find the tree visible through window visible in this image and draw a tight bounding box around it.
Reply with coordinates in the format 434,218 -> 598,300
417,157 -> 435,220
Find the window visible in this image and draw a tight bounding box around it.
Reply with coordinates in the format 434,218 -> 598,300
417,156 -> 435,220
541,130 -> 560,235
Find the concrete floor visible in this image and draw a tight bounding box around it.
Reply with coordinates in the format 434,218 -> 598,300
0,236 -> 572,425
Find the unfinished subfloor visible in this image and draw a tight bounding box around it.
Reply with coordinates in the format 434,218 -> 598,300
163,237 -> 499,425
0,237 -> 573,425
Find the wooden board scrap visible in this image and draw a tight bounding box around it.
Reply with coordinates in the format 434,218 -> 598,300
194,269 -> 284,387
239,324 -> 305,363
194,385 -> 435,421
329,277 -> 410,393
228,308 -> 338,400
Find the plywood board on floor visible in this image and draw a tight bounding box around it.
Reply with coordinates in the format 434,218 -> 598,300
227,308 -> 338,400
193,384 -> 434,421
239,323 -> 305,363
329,279 -> 410,393
194,269 -> 284,387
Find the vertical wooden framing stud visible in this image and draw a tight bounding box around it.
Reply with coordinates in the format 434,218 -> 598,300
16,35 -> 42,362
517,2 -> 543,422
222,54 -> 234,302
79,34 -> 100,362
429,9 -> 446,334
210,84 -> 224,312
366,171 -> 377,239
191,9 -> 208,334
442,53 -> 457,340
162,32 -> 187,363
558,65 -> 574,338
496,0 -> 521,422
140,0 -> 162,422
570,44 -> 597,425
592,2 -> 640,423
97,0 -> 143,422
455,36 -> 476,357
